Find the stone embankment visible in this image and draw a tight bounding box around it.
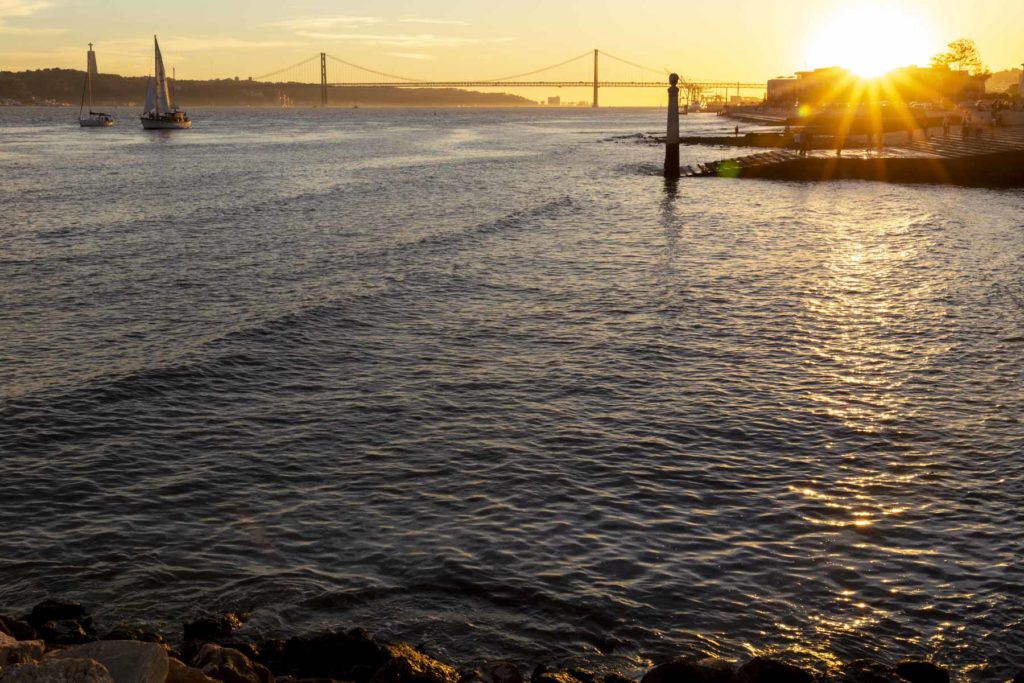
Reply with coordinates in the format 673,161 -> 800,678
607,133 -> 800,149
1,600 -> 1021,683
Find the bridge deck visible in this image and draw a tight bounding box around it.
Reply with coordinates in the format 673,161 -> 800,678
326,81 -> 765,89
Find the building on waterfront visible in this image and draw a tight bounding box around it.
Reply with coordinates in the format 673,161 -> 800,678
766,65 -> 988,108
767,77 -> 799,107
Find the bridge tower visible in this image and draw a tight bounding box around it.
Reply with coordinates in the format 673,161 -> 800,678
320,53 -> 328,107
592,49 -> 599,108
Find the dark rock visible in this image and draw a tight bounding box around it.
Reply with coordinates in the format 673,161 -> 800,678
488,662 -> 522,683
0,616 -> 36,642
254,640 -> 285,669
838,660 -> 898,683
641,659 -> 737,683
192,643 -> 273,683
531,671 -> 585,683
457,670 -> 485,683
24,601 -> 95,646
603,675 -> 633,683
184,615 -> 247,643
0,658 -> 114,683
1013,671 -> 1024,683
25,600 -> 87,628
736,658 -> 814,683
369,642 -> 458,683
893,662 -> 948,683
39,619 -> 98,646
100,625 -> 167,646
593,636 -> 620,655
568,671 -> 597,683
266,629 -> 389,682
52,640 -> 169,683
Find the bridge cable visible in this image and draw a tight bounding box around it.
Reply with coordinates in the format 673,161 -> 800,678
252,54 -> 321,82
600,50 -> 679,78
483,50 -> 595,82
325,54 -> 424,83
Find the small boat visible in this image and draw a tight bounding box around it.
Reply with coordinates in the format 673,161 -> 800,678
79,43 -> 114,127
140,35 -> 191,130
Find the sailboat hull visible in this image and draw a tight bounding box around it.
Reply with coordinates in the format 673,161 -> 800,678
80,116 -> 114,127
140,116 -> 192,130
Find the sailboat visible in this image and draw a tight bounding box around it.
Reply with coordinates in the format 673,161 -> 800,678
140,35 -> 191,129
79,43 -> 114,127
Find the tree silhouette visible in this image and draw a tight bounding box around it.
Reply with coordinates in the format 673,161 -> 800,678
931,38 -> 988,75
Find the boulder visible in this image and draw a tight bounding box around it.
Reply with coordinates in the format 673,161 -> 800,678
0,617 -> 36,642
167,658 -> 218,683
52,640 -> 169,683
26,601 -> 87,628
489,663 -> 523,683
458,670 -> 485,683
100,626 -> 166,647
184,615 -> 247,644
0,658 -> 114,683
838,660 -> 898,683
736,658 -> 814,683
531,669 -> 586,683
38,620 -> 97,646
25,602 -> 96,646
893,662 -> 948,683
0,618 -> 35,643
0,632 -> 45,666
369,643 -> 458,683
641,659 -> 737,683
266,629 -> 389,682
192,643 -> 273,683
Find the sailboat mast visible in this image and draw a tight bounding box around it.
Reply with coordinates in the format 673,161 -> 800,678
86,43 -> 93,110
79,47 -> 88,117
171,67 -> 175,110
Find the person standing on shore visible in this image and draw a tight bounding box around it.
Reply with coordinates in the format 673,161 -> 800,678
942,116 -> 950,137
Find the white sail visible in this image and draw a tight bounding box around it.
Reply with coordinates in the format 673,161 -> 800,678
154,35 -> 171,115
144,77 -> 156,115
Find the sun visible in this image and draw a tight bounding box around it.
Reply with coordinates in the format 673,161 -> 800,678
805,2 -> 938,78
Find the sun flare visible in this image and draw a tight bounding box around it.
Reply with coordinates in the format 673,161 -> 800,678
805,2 -> 938,77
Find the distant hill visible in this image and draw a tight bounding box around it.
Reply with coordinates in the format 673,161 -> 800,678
0,68 -> 537,107
987,68 -> 1021,93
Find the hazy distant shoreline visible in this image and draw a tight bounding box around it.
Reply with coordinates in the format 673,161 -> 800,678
0,68 -> 539,108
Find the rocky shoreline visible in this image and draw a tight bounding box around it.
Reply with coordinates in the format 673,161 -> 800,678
1,600 -> 1020,683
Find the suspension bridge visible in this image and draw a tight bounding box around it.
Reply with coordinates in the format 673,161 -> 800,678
250,50 -> 765,107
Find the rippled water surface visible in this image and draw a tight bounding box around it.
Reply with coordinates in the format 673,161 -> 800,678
1,107 -> 1023,679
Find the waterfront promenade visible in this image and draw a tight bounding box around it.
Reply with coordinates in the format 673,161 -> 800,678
682,123 -> 1024,185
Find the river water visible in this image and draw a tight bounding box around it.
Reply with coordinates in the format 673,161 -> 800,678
1,107 -> 1022,680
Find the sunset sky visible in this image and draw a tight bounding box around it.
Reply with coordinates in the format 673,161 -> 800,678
2,0 -> 1022,104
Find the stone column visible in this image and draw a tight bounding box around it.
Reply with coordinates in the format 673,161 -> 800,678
665,73 -> 680,179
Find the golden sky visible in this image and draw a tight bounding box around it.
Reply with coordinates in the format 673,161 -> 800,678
2,0 -> 1021,105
